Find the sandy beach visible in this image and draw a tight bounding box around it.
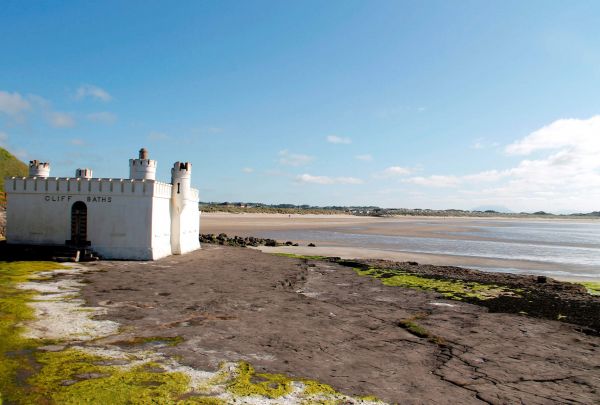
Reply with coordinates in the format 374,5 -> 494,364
201,213 -> 600,282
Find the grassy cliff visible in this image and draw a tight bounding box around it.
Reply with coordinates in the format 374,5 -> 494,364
0,147 -> 28,192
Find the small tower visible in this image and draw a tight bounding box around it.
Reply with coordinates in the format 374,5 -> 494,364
29,160 -> 50,177
75,168 -> 93,178
171,162 -> 192,199
129,148 -> 156,180
170,161 -> 198,254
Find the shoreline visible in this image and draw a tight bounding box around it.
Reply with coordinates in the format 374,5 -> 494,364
251,245 -> 600,283
200,213 -> 600,282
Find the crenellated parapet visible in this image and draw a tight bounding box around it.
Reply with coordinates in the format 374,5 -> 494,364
171,161 -> 193,198
129,148 -> 157,180
75,168 -> 93,178
29,160 -> 50,177
171,162 -> 192,178
5,177 -> 173,198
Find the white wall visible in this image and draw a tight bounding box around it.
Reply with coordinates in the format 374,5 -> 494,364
177,199 -> 200,254
170,183 -> 200,255
5,176 -> 200,261
6,177 -> 161,260
150,182 -> 173,260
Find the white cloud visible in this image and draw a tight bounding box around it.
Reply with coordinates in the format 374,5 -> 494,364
506,116 -> 600,155
404,170 -> 509,188
471,140 -> 484,150
335,176 -> 364,184
463,170 -> 510,182
296,174 -> 363,185
326,135 -> 352,144
87,111 -> 117,124
377,166 -> 412,177
49,112 -> 75,128
278,150 -> 314,166
75,84 -> 112,102
401,116 -> 600,212
242,167 -> 254,173
355,154 -> 373,162
403,175 -> 461,188
470,138 -> 500,150
0,91 -> 30,117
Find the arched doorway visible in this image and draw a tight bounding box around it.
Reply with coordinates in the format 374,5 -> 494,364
70,201 -> 88,246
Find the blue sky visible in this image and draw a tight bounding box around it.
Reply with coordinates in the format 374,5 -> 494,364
1,1 -> 600,212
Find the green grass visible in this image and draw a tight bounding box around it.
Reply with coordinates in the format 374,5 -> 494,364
0,147 -> 28,193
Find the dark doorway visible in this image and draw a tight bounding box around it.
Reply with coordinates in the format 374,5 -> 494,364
70,201 -> 88,246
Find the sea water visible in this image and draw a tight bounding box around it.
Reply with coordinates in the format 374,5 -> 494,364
258,220 -> 600,280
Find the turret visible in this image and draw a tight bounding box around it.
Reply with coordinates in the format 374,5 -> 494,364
129,148 -> 156,180
75,168 -> 93,178
170,161 -> 197,254
29,160 -> 50,177
171,162 -> 192,197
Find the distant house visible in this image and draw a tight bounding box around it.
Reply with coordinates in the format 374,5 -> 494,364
4,148 -> 200,260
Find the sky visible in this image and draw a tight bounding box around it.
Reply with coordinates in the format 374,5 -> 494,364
1,0 -> 600,213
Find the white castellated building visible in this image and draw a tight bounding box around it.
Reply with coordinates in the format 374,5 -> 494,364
4,148 -> 200,260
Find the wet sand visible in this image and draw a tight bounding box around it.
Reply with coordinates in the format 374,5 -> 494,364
200,213 -> 599,282
83,245 -> 600,404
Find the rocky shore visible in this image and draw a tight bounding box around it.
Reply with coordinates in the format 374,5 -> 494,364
200,233 -> 303,247
201,233 -> 600,335
336,258 -> 600,335
1,243 -> 599,403
80,245 -> 599,404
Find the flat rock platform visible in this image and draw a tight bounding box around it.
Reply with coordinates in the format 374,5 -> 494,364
81,245 -> 600,404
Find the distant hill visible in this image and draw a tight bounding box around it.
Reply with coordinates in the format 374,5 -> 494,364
471,205 -> 513,214
0,147 -> 28,192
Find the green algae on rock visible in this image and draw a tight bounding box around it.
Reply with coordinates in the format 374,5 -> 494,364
354,267 -> 521,301
226,361 -> 293,397
579,282 -> 600,296
0,261 -> 67,403
1,260 -> 387,404
28,349 -> 193,404
396,314 -> 447,346
273,253 -> 329,261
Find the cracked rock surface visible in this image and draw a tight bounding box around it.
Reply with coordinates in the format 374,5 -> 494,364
82,245 -> 600,404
